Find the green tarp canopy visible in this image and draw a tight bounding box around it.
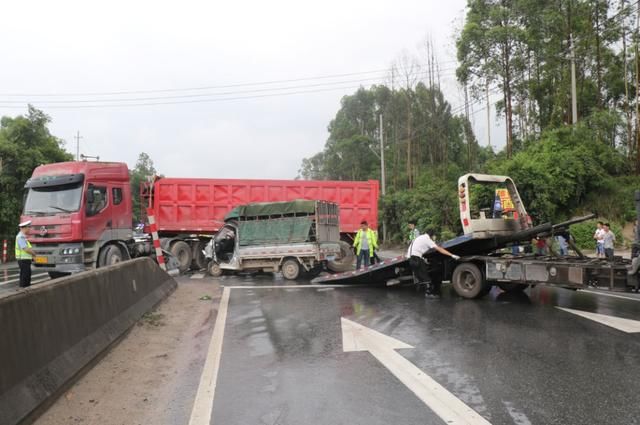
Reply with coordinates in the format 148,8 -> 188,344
225,200 -> 316,221
225,200 -> 318,246
237,217 -> 314,246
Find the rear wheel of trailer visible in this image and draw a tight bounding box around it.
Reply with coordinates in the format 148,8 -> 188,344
170,241 -> 192,273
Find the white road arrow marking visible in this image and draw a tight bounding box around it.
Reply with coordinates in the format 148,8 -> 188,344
341,318 -> 492,425
556,307 -> 640,333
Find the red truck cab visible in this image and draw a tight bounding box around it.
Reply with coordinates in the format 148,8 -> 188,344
21,161 -> 133,277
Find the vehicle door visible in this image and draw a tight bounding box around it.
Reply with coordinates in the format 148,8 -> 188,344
110,184 -> 130,239
215,224 -> 240,270
84,183 -> 111,242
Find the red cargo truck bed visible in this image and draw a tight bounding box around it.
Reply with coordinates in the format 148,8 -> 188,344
145,178 -> 379,236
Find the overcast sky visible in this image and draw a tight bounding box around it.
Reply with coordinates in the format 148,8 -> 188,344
1,0 -> 504,179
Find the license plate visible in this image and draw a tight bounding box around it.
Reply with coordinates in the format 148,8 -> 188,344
326,255 -> 336,261
34,256 -> 48,264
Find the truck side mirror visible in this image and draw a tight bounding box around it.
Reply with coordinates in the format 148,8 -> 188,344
86,185 -> 95,204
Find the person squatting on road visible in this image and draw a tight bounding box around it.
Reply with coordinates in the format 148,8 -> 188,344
407,233 -> 460,296
602,223 -> 616,261
353,220 -> 378,270
15,220 -> 35,288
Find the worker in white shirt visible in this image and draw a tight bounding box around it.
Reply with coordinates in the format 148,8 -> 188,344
407,233 -> 460,297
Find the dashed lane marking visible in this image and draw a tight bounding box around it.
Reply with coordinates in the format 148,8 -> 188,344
557,307 -> 640,333
579,289 -> 640,302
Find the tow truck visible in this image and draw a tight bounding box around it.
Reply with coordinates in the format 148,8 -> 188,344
313,173 -> 640,297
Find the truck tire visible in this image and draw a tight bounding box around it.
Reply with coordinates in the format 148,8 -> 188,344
171,241 -> 192,273
191,241 -> 208,271
452,262 -> 488,299
498,283 -> 528,293
207,260 -> 224,277
281,258 -> 301,280
98,244 -> 124,267
327,240 -> 355,272
48,271 -> 69,279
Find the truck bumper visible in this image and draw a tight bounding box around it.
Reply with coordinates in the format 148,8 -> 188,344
32,262 -> 86,274
32,243 -> 86,274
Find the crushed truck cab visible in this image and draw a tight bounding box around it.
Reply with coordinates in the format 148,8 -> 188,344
204,200 -> 342,279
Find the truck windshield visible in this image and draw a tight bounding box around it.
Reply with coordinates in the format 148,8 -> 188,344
23,182 -> 83,215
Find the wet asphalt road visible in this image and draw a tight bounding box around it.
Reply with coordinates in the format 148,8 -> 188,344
209,275 -> 640,425
0,263 -> 50,294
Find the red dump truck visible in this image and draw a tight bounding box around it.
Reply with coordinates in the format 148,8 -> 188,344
21,161 -> 379,277
142,176 -> 379,271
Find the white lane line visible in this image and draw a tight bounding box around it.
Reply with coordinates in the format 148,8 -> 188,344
0,273 -> 48,286
341,318 -> 491,425
556,307 -> 640,333
579,289 -> 640,302
190,273 -> 205,279
225,284 -> 368,289
189,286 -> 231,425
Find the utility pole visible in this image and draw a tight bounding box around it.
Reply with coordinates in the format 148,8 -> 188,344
485,81 -> 491,148
379,113 -> 386,197
570,33 -> 578,124
74,131 -> 83,161
379,113 -> 387,244
465,84 -> 471,169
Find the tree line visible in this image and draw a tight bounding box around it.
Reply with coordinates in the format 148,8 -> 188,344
0,106 -> 157,244
300,0 -> 640,242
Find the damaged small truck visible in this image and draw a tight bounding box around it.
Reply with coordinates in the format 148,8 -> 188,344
204,200 -> 343,279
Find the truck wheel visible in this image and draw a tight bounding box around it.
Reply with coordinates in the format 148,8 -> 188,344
452,262 -> 488,299
98,244 -> 125,267
281,259 -> 301,280
207,261 -> 224,277
191,241 -> 208,270
171,241 -> 192,273
498,283 -> 528,293
327,241 -> 355,272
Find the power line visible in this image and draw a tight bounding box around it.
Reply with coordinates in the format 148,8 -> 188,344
0,84 -> 393,110
0,69 -> 459,105
0,61 -> 460,98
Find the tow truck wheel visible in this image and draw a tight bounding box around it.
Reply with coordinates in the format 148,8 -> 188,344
170,241 -> 192,273
452,262 -> 488,299
207,261 -> 223,277
98,244 -> 124,267
281,258 -> 301,280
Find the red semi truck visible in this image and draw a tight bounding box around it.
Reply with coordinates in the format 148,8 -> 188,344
21,161 -> 379,277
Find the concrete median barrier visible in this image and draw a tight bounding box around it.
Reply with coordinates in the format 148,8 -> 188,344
0,257 -> 177,425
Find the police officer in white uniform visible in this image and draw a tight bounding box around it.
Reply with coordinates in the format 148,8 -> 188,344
15,220 -> 35,288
